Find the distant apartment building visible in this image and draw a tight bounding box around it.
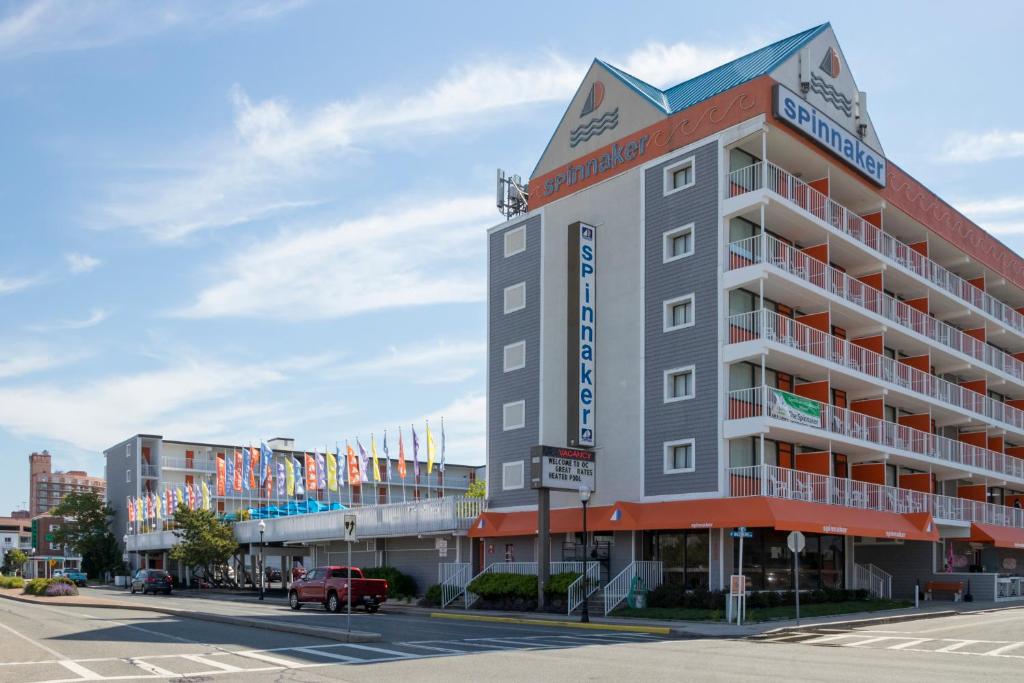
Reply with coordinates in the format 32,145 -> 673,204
25,514 -> 82,578
0,516 -> 32,561
28,450 -> 106,517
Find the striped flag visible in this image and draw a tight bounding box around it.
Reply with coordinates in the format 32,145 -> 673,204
397,427 -> 407,479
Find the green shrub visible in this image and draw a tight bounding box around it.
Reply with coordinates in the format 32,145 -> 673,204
467,572 -> 537,601
23,577 -> 75,596
648,583 -> 687,608
544,572 -> 584,596
0,576 -> 24,589
361,566 -> 417,598
422,584 -> 443,607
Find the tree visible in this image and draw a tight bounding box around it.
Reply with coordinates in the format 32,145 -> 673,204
3,548 -> 27,575
466,480 -> 486,498
51,491 -> 121,578
169,505 -> 238,583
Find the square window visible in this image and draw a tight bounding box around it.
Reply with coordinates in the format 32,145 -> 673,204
664,294 -> 695,331
664,156 -> 696,195
504,282 -> 526,314
664,366 -> 695,402
503,341 -> 526,372
664,439 -> 696,473
502,400 -> 526,430
504,226 -> 526,257
663,224 -> 695,262
502,461 -> 525,490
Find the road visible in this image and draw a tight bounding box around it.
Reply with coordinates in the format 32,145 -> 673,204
1,590 -> 1023,681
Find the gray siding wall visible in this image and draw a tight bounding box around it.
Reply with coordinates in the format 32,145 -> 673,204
104,436 -> 137,556
852,541 -> 998,601
643,141 -> 721,496
487,216 -> 542,508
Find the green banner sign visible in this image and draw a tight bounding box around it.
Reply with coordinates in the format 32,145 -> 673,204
770,389 -> 821,427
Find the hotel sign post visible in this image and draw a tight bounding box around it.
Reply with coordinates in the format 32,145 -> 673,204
729,527 -> 752,624
531,445 -> 596,611
788,531 -> 806,625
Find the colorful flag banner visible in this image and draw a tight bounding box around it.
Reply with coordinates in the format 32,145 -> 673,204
242,448 -> 252,491
233,450 -> 243,492
176,487 -> 184,508
201,480 -> 211,510
383,431 -> 392,481
371,435 -> 381,482
426,420 -> 436,474
285,456 -> 295,496
440,417 -> 446,473
260,442 -> 273,487
397,428 -> 407,479
127,497 -> 135,523
412,425 -> 421,481
304,453 -> 317,491
294,456 -> 306,495
166,488 -> 174,516
347,443 -> 361,488
327,449 -> 338,492
248,446 -> 258,490
276,460 -> 286,498
316,450 -> 327,490
357,439 -> 369,483
216,454 -> 226,496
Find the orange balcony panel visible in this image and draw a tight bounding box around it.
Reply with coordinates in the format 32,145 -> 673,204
851,462 -> 886,485
960,379 -> 987,395
905,297 -> 929,314
908,241 -> 928,257
1008,399 -> 1024,411
899,354 -> 930,372
808,177 -> 830,196
861,211 -> 882,228
795,380 -> 829,404
1007,446 -> 1024,459
989,436 -> 1006,453
898,413 -> 931,432
850,398 -> 884,419
795,311 -> 830,333
857,272 -> 883,290
958,484 -> 987,502
959,431 -> 987,447
899,472 -> 934,494
852,335 -> 883,355
968,276 -> 985,291
964,327 -> 987,342
795,451 -> 831,476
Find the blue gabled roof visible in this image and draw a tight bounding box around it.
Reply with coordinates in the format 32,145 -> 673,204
601,23 -> 830,115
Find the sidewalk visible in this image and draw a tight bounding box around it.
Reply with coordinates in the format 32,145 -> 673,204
0,587 -> 381,643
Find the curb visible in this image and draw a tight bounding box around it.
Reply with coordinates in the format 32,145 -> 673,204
430,611 -> 671,634
0,591 -> 380,643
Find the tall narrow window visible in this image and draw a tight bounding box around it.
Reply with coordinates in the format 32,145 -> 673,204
664,156 -> 696,195
665,366 -> 695,402
664,294 -> 695,331
502,400 -> 526,430
504,226 -> 526,257
504,282 -> 526,314
663,224 -> 695,262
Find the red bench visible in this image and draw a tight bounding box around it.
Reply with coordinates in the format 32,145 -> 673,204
925,580 -> 964,602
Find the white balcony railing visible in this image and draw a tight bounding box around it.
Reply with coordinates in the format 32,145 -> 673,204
727,386 -> 1024,482
854,563 -> 892,599
161,456 -> 217,472
728,464 -> 1024,529
728,233 -> 1024,384
727,161 -> 1024,338
603,561 -> 663,615
727,309 -> 1024,433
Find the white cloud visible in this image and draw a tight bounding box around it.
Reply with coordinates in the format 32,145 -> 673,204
27,308 -> 110,332
0,350 -> 73,379
65,252 -> 101,274
0,0 -> 305,58
0,274 -> 40,295
938,130 -> 1024,163
336,340 -> 485,385
952,194 -> 1024,236
96,37 -> 750,240
175,195 -> 494,320
0,355 -> 307,451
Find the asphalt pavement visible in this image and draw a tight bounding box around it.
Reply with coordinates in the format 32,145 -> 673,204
3,590 -> 1024,681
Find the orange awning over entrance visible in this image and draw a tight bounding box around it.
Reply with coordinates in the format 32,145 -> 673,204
970,523 -> 1024,549
470,496 -> 938,542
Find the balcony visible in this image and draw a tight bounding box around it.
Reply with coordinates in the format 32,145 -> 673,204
726,161 -> 1024,338
727,309 -> 1024,434
728,232 -> 1024,385
140,464 -> 158,478
727,386 -> 1024,483
161,456 -> 216,473
729,464 -> 1024,529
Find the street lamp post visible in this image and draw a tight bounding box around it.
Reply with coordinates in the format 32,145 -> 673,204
579,484 -> 592,624
258,520 -> 266,601
122,535 -> 129,590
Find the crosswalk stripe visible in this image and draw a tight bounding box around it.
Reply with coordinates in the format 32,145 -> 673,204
984,642 -> 1024,656
234,650 -> 305,668
294,647 -> 364,663
887,639 -> 931,650
803,633 -> 858,645
935,640 -> 978,653
180,654 -> 245,672
401,642 -> 477,654
57,660 -> 102,679
846,637 -> 896,647
331,643 -> 418,659
130,658 -> 179,677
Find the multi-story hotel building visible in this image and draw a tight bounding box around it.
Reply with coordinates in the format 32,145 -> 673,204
108,434 -> 483,590
29,450 -> 106,518
472,23 -> 1024,608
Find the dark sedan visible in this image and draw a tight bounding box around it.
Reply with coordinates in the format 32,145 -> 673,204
130,569 -> 173,595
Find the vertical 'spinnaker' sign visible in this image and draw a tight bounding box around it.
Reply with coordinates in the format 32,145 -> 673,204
567,222 -> 596,448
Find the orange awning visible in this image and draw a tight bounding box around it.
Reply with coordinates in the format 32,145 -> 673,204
970,523 -> 1024,549
470,496 -> 937,541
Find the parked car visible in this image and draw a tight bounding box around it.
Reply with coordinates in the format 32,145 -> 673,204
52,569 -> 87,587
288,566 -> 388,613
130,569 -> 173,595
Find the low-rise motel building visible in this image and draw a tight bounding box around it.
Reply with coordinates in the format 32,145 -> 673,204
109,434 -> 484,592
466,22 -> 1024,611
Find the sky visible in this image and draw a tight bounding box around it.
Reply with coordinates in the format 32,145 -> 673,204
1,0 -> 1024,512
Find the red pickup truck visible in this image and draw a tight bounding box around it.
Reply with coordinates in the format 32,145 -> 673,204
288,566 -> 388,613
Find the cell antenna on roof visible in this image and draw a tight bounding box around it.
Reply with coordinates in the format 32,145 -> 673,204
497,169 -> 529,219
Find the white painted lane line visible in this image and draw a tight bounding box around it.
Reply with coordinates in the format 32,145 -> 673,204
400,643 -> 476,654
469,638 -> 563,648
294,647 -> 364,663
985,642 -> 1024,656
57,660 -> 102,680
935,640 -> 979,653
180,654 -> 245,672
803,633 -> 860,645
845,637 -> 897,647
888,639 -> 932,650
234,650 -> 306,668
332,643 -> 418,659
130,658 -> 179,677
